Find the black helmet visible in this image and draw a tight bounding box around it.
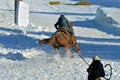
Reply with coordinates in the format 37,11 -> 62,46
60,14 -> 64,17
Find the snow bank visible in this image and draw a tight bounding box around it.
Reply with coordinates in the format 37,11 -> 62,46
94,7 -> 120,28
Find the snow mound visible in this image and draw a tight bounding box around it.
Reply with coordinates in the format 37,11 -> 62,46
95,7 -> 120,28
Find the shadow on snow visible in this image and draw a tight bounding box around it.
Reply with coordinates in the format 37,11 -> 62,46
0,27 -> 39,50
29,11 -> 95,16
73,19 -> 120,61
76,36 -> 120,61
0,52 -> 26,61
73,19 -> 120,36
27,31 -> 54,37
0,34 -> 38,50
0,27 -> 22,34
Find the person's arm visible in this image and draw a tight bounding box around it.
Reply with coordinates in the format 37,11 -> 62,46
87,65 -> 93,74
54,21 -> 58,30
66,19 -> 71,28
100,64 -> 105,77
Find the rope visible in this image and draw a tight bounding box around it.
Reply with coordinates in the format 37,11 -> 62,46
77,53 -> 90,66
104,64 -> 112,80
72,47 -> 89,66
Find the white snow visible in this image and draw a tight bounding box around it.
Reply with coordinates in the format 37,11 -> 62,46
0,0 -> 120,80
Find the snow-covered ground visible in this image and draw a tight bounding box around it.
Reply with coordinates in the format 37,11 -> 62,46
0,0 -> 120,80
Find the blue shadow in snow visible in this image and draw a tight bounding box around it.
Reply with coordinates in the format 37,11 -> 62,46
27,31 -> 54,37
79,42 -> 120,61
77,36 -> 120,43
0,52 -> 26,61
88,0 -> 120,8
71,0 -> 81,1
0,26 -> 55,50
73,20 -> 120,36
29,11 -> 95,16
0,27 -> 22,34
76,36 -> 120,61
0,34 -> 38,50
0,9 -> 14,12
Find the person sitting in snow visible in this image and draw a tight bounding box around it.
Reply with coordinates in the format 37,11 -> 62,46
54,15 -> 74,35
87,56 -> 105,80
